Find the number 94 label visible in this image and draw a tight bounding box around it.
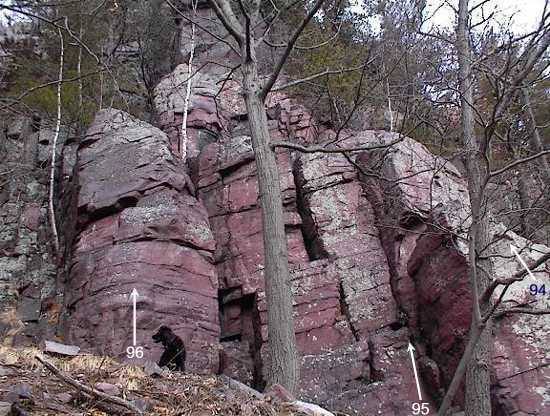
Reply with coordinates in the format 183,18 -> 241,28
412,402 -> 430,415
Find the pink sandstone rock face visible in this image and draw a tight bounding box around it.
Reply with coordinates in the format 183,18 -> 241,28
153,65 -> 429,414
62,109 -> 221,373
58,92 -> 550,415
359,135 -> 550,413
50,45 -> 549,414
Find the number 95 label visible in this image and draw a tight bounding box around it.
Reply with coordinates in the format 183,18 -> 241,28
412,402 -> 430,415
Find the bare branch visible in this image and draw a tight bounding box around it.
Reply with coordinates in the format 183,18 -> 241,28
482,252 -> 550,302
263,22 -> 341,50
237,0 -> 252,60
260,0 -> 327,100
469,0 -> 492,13
495,307 -> 550,318
272,59 -> 375,92
491,30 -> 550,125
36,355 -> 143,415
165,0 -> 240,55
208,0 -> 244,46
270,135 -> 404,154
489,150 -> 550,178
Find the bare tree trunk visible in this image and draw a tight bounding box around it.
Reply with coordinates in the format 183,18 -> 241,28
457,1 -> 492,415
522,87 -> 550,183
242,56 -> 299,394
180,0 -> 198,159
517,169 -> 531,236
49,26 -> 64,258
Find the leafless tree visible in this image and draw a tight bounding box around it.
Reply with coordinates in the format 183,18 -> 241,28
436,1 -> 550,414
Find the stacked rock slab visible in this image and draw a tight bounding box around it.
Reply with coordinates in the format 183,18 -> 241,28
62,109 -> 221,372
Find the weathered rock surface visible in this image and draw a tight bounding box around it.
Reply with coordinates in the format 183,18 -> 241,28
156,61 -> 423,412
0,115 -> 61,346
61,109 -> 221,373
151,58 -> 550,414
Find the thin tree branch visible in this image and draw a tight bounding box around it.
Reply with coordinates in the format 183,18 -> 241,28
260,0 -> 327,100
272,59 -> 375,92
489,150 -> 550,178
482,252 -> 550,302
263,22 -> 341,50
237,0 -> 252,61
495,307 -> 550,318
165,0 -> 240,55
270,135 -> 404,153
208,0 -> 244,46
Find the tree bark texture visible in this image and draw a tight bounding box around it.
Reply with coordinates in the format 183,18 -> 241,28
457,1 -> 493,415
241,57 -> 299,393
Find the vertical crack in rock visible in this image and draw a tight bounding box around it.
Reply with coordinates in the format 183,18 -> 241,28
248,293 -> 266,391
337,280 -> 359,341
292,156 -> 329,261
289,141 -> 423,415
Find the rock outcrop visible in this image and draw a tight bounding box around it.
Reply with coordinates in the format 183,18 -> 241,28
2,5 -> 548,413
0,116 -> 61,346
359,135 -> 550,413
61,109 -> 220,373
152,64 -> 426,414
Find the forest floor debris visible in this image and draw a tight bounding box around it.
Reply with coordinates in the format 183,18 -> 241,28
0,346 -> 321,415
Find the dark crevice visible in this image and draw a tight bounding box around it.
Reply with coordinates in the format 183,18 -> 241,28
248,293 -> 265,391
78,195 -> 139,228
115,235 -> 211,253
220,332 -> 242,342
399,211 -> 425,229
217,288 -> 265,390
291,157 -> 329,261
218,154 -> 255,177
367,338 -> 384,382
389,309 -> 409,331
338,281 -> 359,342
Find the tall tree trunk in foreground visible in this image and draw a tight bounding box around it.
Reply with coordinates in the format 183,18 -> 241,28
206,0 -> 326,392
241,51 -> 299,393
457,1 -> 493,415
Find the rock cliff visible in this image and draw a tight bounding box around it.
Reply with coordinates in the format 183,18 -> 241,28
1,4 -> 548,414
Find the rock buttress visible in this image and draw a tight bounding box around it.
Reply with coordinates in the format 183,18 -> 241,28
154,64 -> 432,414
62,109 -> 221,373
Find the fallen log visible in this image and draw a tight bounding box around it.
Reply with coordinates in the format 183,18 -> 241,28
35,355 -> 143,415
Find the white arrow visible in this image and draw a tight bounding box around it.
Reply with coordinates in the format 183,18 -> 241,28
129,288 -> 139,346
510,244 -> 534,279
408,342 -> 423,401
